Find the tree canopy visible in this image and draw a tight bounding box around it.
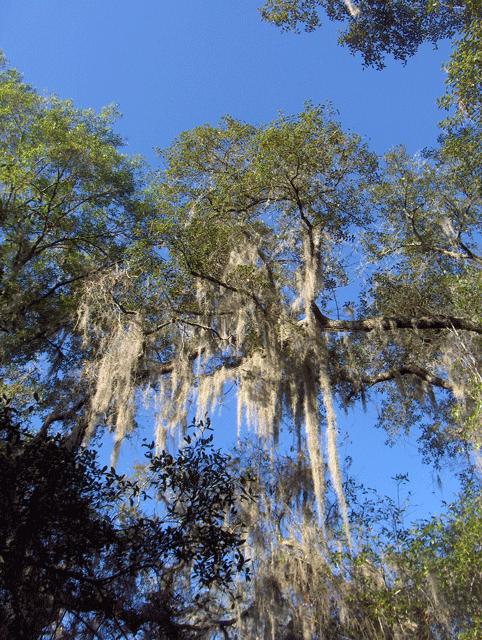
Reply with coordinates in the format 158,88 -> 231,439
0,0 -> 481,636
259,1 -> 475,68
76,103 -> 480,514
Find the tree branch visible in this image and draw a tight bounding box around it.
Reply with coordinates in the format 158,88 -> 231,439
337,365 -> 453,395
38,398 -> 86,437
310,302 -> 482,334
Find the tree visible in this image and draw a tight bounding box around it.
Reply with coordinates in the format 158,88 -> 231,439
0,397 -> 252,639
364,143 -> 481,459
439,2 -> 481,122
0,53 -> 144,428
438,7 -> 481,171
76,104 -> 479,529
0,52 -> 480,638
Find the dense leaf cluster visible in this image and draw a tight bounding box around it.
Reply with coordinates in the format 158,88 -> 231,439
0,400 -> 252,639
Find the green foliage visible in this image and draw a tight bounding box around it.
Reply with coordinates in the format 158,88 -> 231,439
0,57 -> 144,413
439,3 -> 481,122
260,1 -> 468,67
152,104 -> 376,300
360,143 -> 481,456
392,477 -> 482,639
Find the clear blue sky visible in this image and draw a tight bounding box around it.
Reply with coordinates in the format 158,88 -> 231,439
1,0 -> 460,520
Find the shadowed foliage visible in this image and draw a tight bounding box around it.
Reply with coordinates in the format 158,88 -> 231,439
0,399 -> 252,639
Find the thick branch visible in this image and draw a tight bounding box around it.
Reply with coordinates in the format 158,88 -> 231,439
149,350 -> 242,379
337,365 -> 453,394
311,302 -> 482,334
390,241 -> 482,265
38,398 -> 86,437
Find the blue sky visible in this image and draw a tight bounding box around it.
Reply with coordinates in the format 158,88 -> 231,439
2,0 -> 451,159
1,0 -> 460,519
